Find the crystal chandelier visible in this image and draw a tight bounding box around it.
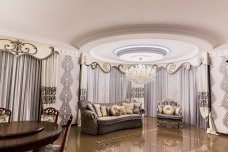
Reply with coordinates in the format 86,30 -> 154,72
125,64 -> 156,84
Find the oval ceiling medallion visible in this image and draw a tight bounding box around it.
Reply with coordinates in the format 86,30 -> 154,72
80,33 -> 213,64
114,45 -> 170,62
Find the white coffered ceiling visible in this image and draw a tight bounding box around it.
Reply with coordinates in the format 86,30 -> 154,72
0,0 -> 227,63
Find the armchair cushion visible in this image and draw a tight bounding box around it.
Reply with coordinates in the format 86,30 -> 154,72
157,113 -> 183,120
163,105 -> 175,115
0,114 -> 10,123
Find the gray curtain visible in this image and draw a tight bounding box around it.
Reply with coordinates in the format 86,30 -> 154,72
109,68 -> 132,103
0,51 -> 41,121
87,66 -> 131,103
144,67 -> 204,127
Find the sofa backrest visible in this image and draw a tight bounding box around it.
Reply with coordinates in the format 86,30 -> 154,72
78,99 -> 139,111
158,99 -> 179,107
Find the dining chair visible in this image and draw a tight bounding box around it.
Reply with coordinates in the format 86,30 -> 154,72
40,107 -> 59,124
0,108 -> 11,123
35,115 -> 73,152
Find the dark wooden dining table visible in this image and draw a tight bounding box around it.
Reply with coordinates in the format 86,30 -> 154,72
0,121 -> 62,152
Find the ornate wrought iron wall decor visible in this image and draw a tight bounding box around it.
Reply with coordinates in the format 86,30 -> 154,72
41,87 -> 57,104
197,92 -> 209,107
79,89 -> 87,100
59,56 -> 73,125
132,87 -> 144,98
0,39 -> 37,56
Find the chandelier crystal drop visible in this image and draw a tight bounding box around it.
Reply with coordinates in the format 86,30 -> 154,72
125,64 -> 156,84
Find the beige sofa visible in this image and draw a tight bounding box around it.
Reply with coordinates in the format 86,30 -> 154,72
78,100 -> 145,135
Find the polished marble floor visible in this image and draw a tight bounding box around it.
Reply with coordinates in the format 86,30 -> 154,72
66,117 -> 228,152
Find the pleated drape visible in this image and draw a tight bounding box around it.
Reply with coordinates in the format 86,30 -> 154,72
144,67 -> 203,127
0,51 -> 41,121
86,66 -> 131,103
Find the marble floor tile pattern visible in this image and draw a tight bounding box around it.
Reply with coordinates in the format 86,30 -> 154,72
66,117 -> 228,152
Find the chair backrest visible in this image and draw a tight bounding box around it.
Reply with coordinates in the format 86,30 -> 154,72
0,108 -> 11,123
60,115 -> 73,152
40,107 -> 59,124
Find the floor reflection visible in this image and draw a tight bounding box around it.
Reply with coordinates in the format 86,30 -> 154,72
67,117 -> 228,152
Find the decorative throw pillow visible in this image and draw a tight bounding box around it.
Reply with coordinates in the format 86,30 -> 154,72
163,105 -> 175,115
115,109 -> 121,116
87,103 -> 95,112
122,103 -> 133,114
119,106 -> 126,115
100,106 -> 108,117
123,102 -> 135,109
41,114 -> 55,122
157,105 -> 163,113
133,102 -> 142,114
174,106 -> 181,115
93,104 -> 102,117
0,115 -> 9,123
110,105 -> 119,116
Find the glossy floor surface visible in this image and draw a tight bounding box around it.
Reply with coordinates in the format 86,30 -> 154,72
66,117 -> 228,152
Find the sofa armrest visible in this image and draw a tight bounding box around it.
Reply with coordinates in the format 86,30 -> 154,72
140,108 -> 145,115
82,110 -> 97,120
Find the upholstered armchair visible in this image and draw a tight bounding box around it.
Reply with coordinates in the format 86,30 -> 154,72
157,99 -> 183,128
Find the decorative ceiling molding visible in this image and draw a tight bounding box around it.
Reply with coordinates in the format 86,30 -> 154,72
74,24 -> 220,48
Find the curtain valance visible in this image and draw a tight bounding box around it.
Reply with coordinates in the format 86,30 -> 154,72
0,39 -> 56,60
81,52 -> 209,75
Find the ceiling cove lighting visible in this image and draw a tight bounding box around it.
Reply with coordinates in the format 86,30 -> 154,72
114,45 -> 170,62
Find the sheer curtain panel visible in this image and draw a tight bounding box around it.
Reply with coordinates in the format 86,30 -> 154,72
86,66 -> 131,103
144,67 -> 203,127
41,53 -> 58,104
0,51 -> 41,121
